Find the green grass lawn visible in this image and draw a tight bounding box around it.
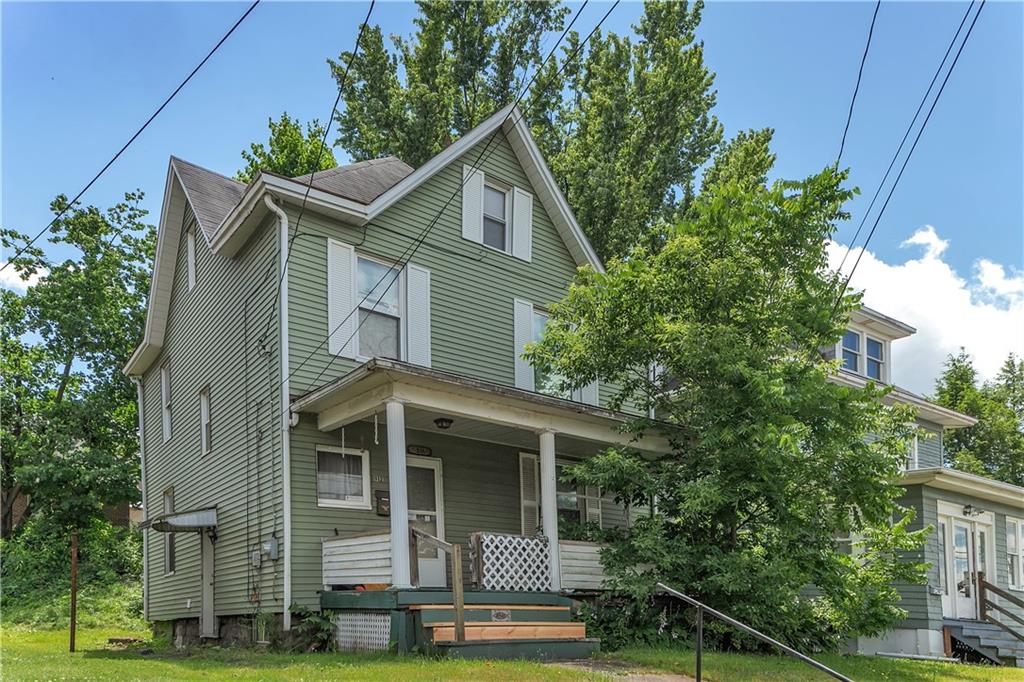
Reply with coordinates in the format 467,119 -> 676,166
0,628 -> 600,681
5,628 -> 1024,681
612,646 -> 1024,681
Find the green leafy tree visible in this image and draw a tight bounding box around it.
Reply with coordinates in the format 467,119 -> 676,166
1,192 -> 155,535
527,160 -> 927,650
236,112 -> 338,183
330,0 -> 722,262
934,350 -> 1024,486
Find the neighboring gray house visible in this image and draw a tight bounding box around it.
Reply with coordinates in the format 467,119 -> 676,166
832,308 -> 1024,666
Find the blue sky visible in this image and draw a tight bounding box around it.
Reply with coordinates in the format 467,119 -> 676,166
3,1 -> 1022,392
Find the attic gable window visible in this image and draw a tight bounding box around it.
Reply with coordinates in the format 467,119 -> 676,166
483,183 -> 510,251
186,223 -> 197,291
839,329 -> 887,382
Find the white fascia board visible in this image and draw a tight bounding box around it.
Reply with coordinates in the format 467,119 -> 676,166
829,371 -> 977,428
901,467 -> 1024,509
123,161 -> 185,376
501,109 -> 604,273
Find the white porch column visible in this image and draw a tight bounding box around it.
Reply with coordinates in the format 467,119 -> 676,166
539,429 -> 561,591
386,399 -> 412,588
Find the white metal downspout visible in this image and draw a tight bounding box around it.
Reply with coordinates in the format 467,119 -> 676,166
264,194 -> 293,630
132,377 -> 149,621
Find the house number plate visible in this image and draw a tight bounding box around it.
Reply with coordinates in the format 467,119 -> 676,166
490,609 -> 511,622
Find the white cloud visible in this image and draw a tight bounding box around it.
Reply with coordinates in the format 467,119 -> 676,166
0,262 -> 46,292
828,225 -> 1024,396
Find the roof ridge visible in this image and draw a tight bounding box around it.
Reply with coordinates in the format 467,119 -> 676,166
170,156 -> 245,187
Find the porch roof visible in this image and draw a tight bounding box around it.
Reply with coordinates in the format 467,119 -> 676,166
290,359 -> 669,454
139,506 -> 218,532
901,467 -> 1024,509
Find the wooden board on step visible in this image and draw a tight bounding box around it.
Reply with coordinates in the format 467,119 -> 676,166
429,621 -> 587,642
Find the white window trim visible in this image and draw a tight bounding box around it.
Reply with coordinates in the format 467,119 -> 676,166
1008,516 -> 1024,591
186,223 -> 197,292
315,445 -> 372,510
162,487 -> 175,575
199,386 -> 211,456
905,434 -> 919,470
160,363 -> 172,442
354,253 -> 406,364
482,180 -> 512,254
555,457 -> 602,529
837,328 -> 890,383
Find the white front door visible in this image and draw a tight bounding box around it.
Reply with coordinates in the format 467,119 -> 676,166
939,506 -> 994,619
407,455 -> 446,587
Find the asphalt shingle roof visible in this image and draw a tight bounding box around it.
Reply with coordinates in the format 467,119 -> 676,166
171,157 -> 245,240
291,156 -> 414,204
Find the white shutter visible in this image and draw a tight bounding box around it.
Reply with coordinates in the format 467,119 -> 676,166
406,263 -> 431,367
584,486 -> 603,527
513,298 -> 534,390
512,187 -> 533,262
519,453 -> 540,535
579,380 -> 599,406
461,165 -> 484,244
327,239 -> 357,358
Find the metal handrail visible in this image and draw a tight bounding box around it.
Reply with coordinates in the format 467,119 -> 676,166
410,528 -> 466,642
656,582 -> 853,682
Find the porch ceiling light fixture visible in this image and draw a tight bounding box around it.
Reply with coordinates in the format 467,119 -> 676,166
962,504 -> 984,517
433,417 -> 454,430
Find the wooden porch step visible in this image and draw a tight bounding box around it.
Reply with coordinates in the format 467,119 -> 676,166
408,604 -> 570,611
437,637 -> 601,661
428,621 -> 586,643
412,604 -> 571,624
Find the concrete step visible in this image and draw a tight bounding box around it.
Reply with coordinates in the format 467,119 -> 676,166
428,620 -> 587,643
436,637 -> 600,661
411,604 -> 572,624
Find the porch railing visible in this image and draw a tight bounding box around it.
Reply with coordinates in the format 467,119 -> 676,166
322,531 -> 392,588
469,532 -> 551,591
409,527 -> 466,642
978,571 -> 1024,644
656,582 -> 853,682
559,539 -> 608,591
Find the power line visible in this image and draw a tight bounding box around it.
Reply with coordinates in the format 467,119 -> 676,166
836,0 -> 882,166
260,0 -> 377,341
833,0 -> 985,314
835,0 -> 976,276
1,0 -> 262,272
279,0 -> 619,413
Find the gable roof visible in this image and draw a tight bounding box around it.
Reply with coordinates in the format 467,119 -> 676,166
171,157 -> 245,240
125,105 -> 604,376
289,156 -> 413,204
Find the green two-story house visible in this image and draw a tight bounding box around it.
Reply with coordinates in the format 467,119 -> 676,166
126,105 -> 668,655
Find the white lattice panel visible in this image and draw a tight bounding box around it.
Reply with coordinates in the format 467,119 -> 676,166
334,610 -> 391,651
472,533 -> 551,591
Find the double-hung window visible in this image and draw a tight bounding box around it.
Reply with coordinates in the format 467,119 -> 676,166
163,488 -> 175,574
199,387 -> 212,455
866,337 -> 884,380
1009,517 -> 1023,590
356,256 -> 402,360
841,331 -> 860,372
160,363 -> 172,441
555,461 -> 602,528
316,446 -> 371,509
531,309 -> 570,399
482,183 -> 510,252
905,434 -> 919,470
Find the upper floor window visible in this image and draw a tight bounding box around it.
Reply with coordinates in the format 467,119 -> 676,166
904,434 -> 919,470
840,329 -> 886,382
842,331 -> 860,372
356,255 -> 402,360
199,387 -> 212,455
461,165 -> 532,262
531,309 -> 570,399
483,183 -> 510,252
1009,517 -> 1023,591
160,363 -> 172,442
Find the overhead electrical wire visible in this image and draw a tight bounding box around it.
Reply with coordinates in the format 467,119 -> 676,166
836,0 -> 882,165
1,0 -> 262,272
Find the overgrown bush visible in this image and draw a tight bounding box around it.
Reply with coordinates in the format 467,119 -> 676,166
1,513 -> 143,629
289,604 -> 335,652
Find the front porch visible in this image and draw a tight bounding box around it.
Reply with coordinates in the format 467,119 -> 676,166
289,359 -> 666,656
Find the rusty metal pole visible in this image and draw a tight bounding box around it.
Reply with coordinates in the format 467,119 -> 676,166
70,532 -> 78,653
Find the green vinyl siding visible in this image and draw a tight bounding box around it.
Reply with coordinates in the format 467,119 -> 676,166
286,131 -> 580,397
141,209 -> 283,621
